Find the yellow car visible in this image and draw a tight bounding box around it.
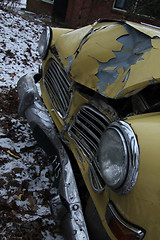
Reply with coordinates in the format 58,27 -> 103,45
18,20 -> 160,240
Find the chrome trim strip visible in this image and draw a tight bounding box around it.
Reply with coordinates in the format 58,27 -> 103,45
68,105 -> 110,193
99,120 -> 139,195
113,121 -> 139,195
106,202 -> 145,239
17,73 -> 89,240
38,26 -> 51,60
68,105 -> 110,160
88,164 -> 105,193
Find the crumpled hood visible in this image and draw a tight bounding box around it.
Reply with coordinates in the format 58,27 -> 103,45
55,21 -> 160,99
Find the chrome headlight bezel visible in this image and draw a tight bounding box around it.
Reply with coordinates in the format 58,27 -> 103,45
38,26 -> 51,60
98,121 -> 139,195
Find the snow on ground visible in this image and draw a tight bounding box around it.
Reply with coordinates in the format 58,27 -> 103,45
0,3 -> 64,240
0,8 -> 42,87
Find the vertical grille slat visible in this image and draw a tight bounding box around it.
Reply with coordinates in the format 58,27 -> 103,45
47,70 -> 68,110
50,63 -> 70,101
72,123 -> 98,153
82,108 -> 108,130
75,119 -> 100,147
43,59 -> 71,118
68,105 -> 110,161
45,77 -> 62,109
68,105 -> 110,193
70,130 -> 95,158
78,112 -> 103,138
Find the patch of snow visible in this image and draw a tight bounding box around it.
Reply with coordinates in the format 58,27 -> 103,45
0,7 -> 64,238
36,205 -> 51,216
42,230 -> 64,240
0,8 -> 43,87
0,138 -> 15,150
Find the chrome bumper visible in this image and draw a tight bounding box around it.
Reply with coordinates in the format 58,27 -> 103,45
17,73 -> 89,240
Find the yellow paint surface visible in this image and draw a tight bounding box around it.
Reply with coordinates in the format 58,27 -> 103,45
40,21 -> 160,239
70,23 -> 127,91
110,113 -> 160,240
55,25 -> 93,68
53,21 -> 160,99
50,27 -> 72,46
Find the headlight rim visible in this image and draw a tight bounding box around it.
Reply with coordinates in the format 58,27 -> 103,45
98,120 -> 139,195
38,26 -> 51,60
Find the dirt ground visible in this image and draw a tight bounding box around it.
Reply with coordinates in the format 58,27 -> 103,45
0,5 -> 64,240
0,87 -> 64,239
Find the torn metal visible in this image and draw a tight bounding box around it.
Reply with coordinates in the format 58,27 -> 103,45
17,73 -> 89,240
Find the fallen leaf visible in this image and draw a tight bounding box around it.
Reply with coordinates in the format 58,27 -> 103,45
7,150 -> 20,159
10,73 -> 15,78
18,194 -> 23,200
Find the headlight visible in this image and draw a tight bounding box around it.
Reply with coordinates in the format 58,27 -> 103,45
98,121 -> 139,195
38,26 -> 51,60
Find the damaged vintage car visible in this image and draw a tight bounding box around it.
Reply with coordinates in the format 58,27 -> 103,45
17,20 -> 160,240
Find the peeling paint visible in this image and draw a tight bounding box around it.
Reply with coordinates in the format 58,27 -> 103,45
54,20 -> 160,99
70,23 -> 126,91
55,25 -> 93,69
65,29 -> 95,73
114,69 -> 130,99
75,29 -> 95,57
96,24 -> 152,96
76,148 -> 83,163
65,55 -> 73,73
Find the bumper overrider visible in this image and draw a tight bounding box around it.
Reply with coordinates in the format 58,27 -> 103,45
17,73 -> 89,240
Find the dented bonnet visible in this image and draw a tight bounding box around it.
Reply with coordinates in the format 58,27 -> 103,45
54,20 -> 160,99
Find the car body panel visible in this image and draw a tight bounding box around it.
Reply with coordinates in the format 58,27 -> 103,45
50,27 -> 73,46
54,24 -> 93,69
110,112 -> 160,240
40,51 -> 160,240
40,69 -> 139,239
31,20 -> 160,239
53,21 -> 160,100
125,21 -> 160,37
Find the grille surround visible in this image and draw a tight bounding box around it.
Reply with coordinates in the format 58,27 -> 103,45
43,59 -> 72,119
68,105 -> 111,193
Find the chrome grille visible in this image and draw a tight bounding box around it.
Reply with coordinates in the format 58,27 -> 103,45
68,105 -> 111,193
68,105 -> 110,160
43,59 -> 71,118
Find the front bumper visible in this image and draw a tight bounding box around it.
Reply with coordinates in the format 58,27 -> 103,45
17,73 -> 89,240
